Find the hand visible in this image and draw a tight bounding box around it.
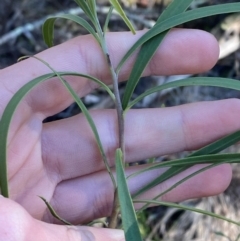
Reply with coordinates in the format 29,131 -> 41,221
0,29 -> 238,241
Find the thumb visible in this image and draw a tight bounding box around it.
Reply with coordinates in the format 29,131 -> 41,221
0,195 -> 124,241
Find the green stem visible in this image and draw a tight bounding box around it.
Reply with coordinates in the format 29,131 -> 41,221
108,189 -> 120,228
96,18 -> 125,229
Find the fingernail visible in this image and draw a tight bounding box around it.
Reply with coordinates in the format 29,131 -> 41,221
106,229 -> 124,240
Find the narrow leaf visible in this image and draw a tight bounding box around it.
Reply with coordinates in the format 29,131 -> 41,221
60,78 -> 116,187
131,151 -> 240,197
134,200 -> 240,227
103,6 -> 114,34
109,0 -> 135,34
74,0 -> 96,23
29,56 -> 116,188
42,14 -> 100,47
0,73 -> 54,197
131,153 -> 240,175
86,0 -> 97,18
127,77 -> 240,110
0,70 -> 115,197
156,0 -> 193,22
39,196 -> 72,225
117,3 -> 240,73
121,0 -> 193,109
121,33 -> 166,110
116,149 -> 142,241
127,76 -> 240,197
137,162 -> 222,212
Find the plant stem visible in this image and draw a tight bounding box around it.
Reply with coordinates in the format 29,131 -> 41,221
101,40 -> 125,157
96,21 -> 125,228
108,189 -> 120,228
102,38 -> 125,228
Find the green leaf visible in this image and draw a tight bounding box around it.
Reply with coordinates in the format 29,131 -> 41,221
121,32 -> 166,110
189,130 -> 240,157
127,77 -> 240,110
132,153 -> 240,176
30,56 -> 116,188
134,200 -> 240,227
109,0 -> 135,34
117,3 -> 240,73
131,150 -> 240,198
0,70 -> 115,197
58,77 -> 116,187
136,162 -> 223,212
126,76 -> 240,198
121,0 -> 194,109
0,73 -> 54,197
86,0 -> 97,18
62,79 -> 116,184
74,0 -> 96,23
156,0 -> 193,23
42,14 -> 100,47
115,149 -> 142,241
39,196 -> 72,225
103,6 -> 114,34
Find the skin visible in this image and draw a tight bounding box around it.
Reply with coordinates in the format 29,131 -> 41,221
0,28 -> 239,240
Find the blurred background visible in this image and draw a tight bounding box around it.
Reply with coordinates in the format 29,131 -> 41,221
1,0 -> 240,240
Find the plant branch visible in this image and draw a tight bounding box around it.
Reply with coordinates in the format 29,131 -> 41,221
95,17 -> 125,228
100,38 -> 125,157
101,36 -> 124,229
108,189 -> 120,228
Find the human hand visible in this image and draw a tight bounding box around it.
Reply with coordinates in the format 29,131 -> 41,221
0,29 -> 238,240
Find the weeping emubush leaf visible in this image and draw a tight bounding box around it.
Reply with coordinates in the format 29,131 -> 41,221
103,6 -> 114,34
39,196 -> 72,225
121,32 -> 166,110
131,153 -> 240,180
136,162 -> 225,212
121,0 -> 193,110
74,0 -> 96,23
61,78 -> 117,187
117,3 -> 240,73
42,14 -> 100,47
137,127 -> 240,195
18,56 -> 115,100
157,0 -> 193,22
86,0 -> 97,18
131,151 -> 240,197
27,56 -> 116,188
0,68 -> 115,197
115,149 -> 142,241
127,76 -> 240,197
0,73 -> 54,197
127,77 -> 240,110
109,0 -> 135,34
134,200 -> 240,227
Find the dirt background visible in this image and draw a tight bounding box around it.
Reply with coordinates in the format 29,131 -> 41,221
1,0 -> 240,240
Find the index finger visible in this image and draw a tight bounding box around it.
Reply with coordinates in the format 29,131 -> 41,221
0,29 -> 219,117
